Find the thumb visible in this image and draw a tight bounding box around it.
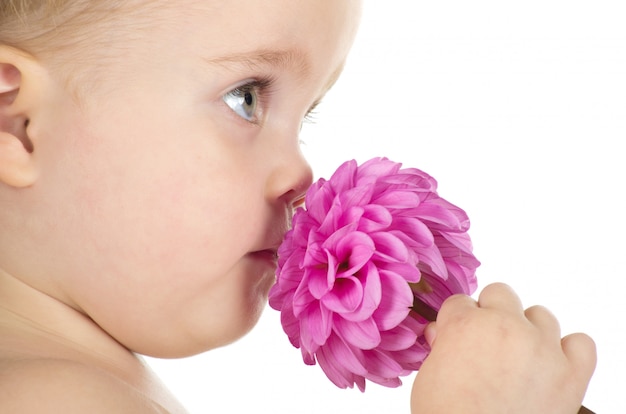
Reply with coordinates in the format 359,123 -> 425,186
424,322 -> 437,347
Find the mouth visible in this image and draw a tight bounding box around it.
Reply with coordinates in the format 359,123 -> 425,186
249,248 -> 279,265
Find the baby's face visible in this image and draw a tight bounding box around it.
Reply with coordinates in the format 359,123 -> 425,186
34,0 -> 361,357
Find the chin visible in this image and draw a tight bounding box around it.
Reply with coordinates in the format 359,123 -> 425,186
185,298 -> 271,356
133,270 -> 274,358
225,294 -> 269,344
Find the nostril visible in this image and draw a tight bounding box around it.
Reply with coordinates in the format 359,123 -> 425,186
292,195 -> 306,209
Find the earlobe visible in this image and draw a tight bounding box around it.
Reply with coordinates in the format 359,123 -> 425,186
0,131 -> 38,187
0,46 -> 42,188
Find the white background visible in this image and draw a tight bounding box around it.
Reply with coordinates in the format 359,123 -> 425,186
148,1 -> 625,412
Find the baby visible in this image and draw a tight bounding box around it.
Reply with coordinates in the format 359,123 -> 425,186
0,1 -> 595,413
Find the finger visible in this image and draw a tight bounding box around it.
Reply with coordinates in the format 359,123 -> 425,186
524,305 -> 561,339
477,282 -> 524,315
561,333 -> 597,389
436,293 -> 478,324
423,321 -> 437,347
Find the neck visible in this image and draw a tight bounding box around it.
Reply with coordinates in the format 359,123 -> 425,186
0,268 -> 134,365
0,268 -> 187,413
0,269 -> 184,407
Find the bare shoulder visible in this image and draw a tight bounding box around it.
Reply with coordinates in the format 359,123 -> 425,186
0,358 -> 170,414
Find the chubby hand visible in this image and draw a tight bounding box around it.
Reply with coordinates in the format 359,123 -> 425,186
411,283 -> 596,414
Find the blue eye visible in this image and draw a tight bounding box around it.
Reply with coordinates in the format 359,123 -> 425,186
223,83 -> 260,122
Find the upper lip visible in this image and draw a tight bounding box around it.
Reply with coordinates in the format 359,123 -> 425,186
250,234 -> 284,259
251,209 -> 291,256
257,243 -> 280,257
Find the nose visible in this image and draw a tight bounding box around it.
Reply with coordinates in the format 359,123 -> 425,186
266,147 -> 313,208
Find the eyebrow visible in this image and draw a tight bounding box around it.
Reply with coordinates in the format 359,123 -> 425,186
204,49 -> 311,79
204,48 -> 345,96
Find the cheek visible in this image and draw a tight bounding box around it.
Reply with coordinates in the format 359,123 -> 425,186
68,159 -> 268,355
74,170 -> 246,282
42,104 -> 271,354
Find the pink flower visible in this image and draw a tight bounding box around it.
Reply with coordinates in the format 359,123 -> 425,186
268,157 -> 479,391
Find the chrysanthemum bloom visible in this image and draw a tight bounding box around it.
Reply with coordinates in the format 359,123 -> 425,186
268,157 -> 480,391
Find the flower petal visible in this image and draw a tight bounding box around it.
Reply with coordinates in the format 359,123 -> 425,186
378,322 -> 419,352
373,270 -> 413,330
370,231 -> 409,263
363,348 -> 404,379
317,334 -> 368,386
389,217 -> 434,248
416,197 -> 470,231
334,315 -> 381,350
336,262 -> 382,321
292,275 -> 316,317
321,276 -> 363,313
299,301 -> 333,350
334,231 -> 375,277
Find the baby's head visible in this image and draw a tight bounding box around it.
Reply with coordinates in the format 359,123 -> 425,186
1,0 -> 361,357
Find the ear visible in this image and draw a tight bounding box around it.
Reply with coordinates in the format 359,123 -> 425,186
0,46 -> 44,188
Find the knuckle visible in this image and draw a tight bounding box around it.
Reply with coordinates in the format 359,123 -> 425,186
438,294 -> 474,317
480,282 -> 514,299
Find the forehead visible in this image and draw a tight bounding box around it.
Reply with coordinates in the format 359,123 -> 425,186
154,0 -> 360,73
59,0 -> 360,103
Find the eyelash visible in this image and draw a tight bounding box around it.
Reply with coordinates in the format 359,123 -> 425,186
224,78 -> 320,126
303,102 -> 320,125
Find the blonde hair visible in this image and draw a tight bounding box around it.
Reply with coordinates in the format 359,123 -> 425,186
1,1 -> 86,50
1,0 -> 166,97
